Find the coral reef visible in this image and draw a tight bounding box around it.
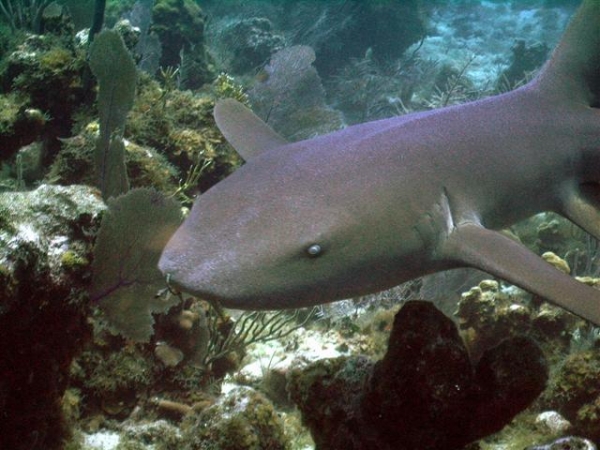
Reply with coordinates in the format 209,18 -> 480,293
455,271 -> 585,362
534,411 -> 572,435
154,299 -> 210,368
1,30 -> 86,164
216,17 -> 286,74
47,122 -> 180,193
0,93 -> 47,167
0,2 -> 222,194
68,298 -> 215,428
509,212 -> 600,278
328,52 -> 439,123
0,0 -> 74,34
66,297 -> 315,436
150,0 -> 214,89
280,0 -> 425,77
540,350 -> 600,442
181,386 -> 290,450
248,45 -> 345,140
456,279 -> 536,358
71,342 -> 153,421
123,73 -> 243,194
288,301 -> 548,450
0,184 -> 105,450
115,420 -> 184,449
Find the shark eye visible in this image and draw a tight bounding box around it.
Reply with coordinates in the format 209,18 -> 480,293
306,244 -> 323,257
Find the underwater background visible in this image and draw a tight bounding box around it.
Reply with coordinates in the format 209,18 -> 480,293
0,0 -> 599,449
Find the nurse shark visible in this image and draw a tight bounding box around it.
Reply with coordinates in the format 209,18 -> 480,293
160,0 -> 600,325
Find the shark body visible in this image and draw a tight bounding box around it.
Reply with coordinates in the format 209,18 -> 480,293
160,0 -> 600,325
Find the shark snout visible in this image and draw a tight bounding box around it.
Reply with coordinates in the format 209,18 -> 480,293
159,248 -> 218,299
158,232 -> 257,307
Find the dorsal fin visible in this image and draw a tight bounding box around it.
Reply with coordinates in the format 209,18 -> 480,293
214,99 -> 289,161
535,0 -> 600,106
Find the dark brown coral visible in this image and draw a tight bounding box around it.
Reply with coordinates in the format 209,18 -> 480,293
289,301 -> 548,450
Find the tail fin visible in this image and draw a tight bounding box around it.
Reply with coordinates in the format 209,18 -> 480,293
535,0 -> 600,106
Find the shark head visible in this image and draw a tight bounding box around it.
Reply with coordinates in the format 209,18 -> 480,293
159,100 -> 434,308
158,143 -> 390,309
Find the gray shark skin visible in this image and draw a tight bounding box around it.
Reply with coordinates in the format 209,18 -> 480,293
159,0 -> 600,325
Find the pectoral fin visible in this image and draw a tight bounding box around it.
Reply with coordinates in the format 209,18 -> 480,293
439,222 -> 600,325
